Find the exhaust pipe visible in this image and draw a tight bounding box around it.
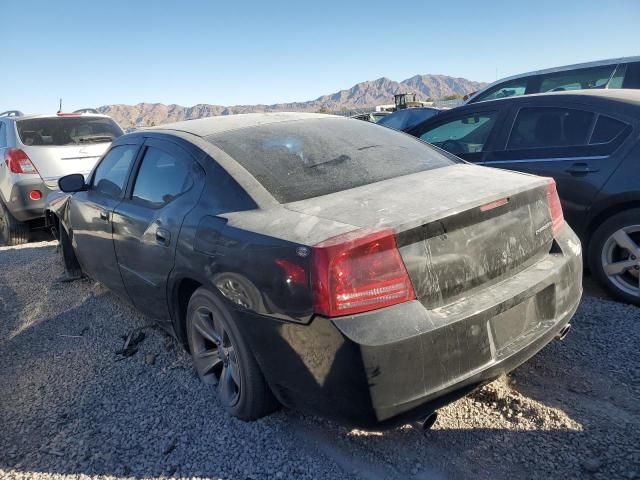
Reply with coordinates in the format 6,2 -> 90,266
412,412 -> 438,432
556,323 -> 571,341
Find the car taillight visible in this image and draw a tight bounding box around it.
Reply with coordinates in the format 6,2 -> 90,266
5,148 -> 39,174
546,178 -> 564,235
311,228 -> 416,317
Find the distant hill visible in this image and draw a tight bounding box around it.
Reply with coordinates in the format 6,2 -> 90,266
98,74 -> 486,127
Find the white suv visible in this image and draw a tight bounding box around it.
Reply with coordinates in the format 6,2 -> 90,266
0,109 -> 123,245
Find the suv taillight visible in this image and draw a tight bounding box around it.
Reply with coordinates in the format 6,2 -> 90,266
311,229 -> 416,317
5,148 -> 38,174
546,178 -> 564,235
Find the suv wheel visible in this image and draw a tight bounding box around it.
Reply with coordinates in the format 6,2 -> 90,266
0,201 -> 29,246
186,287 -> 278,420
589,209 -> 640,305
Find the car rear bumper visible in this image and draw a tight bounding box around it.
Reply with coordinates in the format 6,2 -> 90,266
4,178 -> 55,222
240,224 -> 583,428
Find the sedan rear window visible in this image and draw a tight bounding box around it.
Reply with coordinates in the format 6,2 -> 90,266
207,117 -> 457,203
17,117 -> 123,147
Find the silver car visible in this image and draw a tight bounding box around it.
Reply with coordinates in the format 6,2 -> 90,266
0,109 -> 123,245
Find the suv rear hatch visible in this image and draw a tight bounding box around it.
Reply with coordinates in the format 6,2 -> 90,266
16,116 -> 123,187
286,164 -> 554,309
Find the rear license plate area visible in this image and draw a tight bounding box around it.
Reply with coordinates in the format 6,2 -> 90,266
489,285 -> 556,358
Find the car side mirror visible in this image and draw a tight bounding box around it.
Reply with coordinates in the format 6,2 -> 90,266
58,173 -> 87,193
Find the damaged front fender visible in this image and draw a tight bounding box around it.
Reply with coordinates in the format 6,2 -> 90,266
44,191 -> 73,234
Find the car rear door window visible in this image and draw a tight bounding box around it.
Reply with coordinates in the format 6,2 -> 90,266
507,107 -> 594,149
419,112 -> 498,155
0,122 -> 6,147
472,80 -> 527,103
92,144 -> 138,198
590,115 -> 628,144
539,65 -> 617,93
131,146 -> 194,208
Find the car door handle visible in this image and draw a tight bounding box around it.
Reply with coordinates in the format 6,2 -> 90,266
99,211 -> 109,221
565,163 -> 599,176
155,228 -> 171,246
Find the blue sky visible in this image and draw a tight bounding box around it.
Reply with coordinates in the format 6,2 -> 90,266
2,0 -> 639,113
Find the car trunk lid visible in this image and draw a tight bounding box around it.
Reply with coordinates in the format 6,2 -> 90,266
21,143 -> 109,188
286,164 -> 554,308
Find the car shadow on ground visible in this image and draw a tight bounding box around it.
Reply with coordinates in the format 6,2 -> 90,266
0,243 -> 638,480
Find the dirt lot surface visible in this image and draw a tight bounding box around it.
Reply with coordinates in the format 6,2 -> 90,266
1,241 -> 638,480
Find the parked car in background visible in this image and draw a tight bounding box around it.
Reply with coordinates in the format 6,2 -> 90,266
350,111 -> 389,123
0,109 -> 123,245
376,107 -> 440,131
465,56 -> 640,104
46,112 -> 581,428
407,89 -> 640,305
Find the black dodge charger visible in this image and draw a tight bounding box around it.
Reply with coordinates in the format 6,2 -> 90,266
46,113 -> 582,428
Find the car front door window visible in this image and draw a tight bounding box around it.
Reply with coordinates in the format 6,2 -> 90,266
92,144 -> 139,198
419,112 -> 498,157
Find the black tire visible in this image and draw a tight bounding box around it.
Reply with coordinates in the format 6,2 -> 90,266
0,201 -> 29,246
186,287 -> 278,420
588,208 -> 640,306
59,225 -> 82,279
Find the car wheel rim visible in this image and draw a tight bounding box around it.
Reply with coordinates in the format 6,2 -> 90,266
601,225 -> 640,297
190,306 -> 241,407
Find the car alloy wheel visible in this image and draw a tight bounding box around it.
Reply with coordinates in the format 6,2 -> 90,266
190,306 -> 242,407
601,225 -> 640,297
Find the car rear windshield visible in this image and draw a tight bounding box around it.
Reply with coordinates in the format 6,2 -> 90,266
16,117 -> 123,147
207,117 -> 458,203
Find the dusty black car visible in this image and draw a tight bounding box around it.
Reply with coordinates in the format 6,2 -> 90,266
406,90 -> 640,305
46,113 -> 582,428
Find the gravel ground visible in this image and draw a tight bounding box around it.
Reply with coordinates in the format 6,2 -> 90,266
0,241 -> 638,480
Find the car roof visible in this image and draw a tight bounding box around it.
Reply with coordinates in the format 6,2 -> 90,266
462,89 -> 640,109
151,112 -> 337,137
467,56 -> 640,103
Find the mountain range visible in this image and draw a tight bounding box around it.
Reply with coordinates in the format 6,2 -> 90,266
98,74 -> 486,127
